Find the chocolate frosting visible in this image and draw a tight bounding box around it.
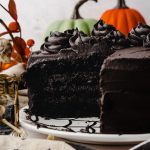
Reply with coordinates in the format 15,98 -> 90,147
69,29 -> 96,49
92,20 -> 128,50
64,29 -> 76,35
128,23 -> 150,46
144,33 -> 150,47
40,29 -> 93,54
104,30 -> 129,50
68,29 -> 113,56
92,20 -> 116,37
41,32 -> 71,54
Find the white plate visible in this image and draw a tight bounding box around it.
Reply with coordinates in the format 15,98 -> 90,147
20,106 -> 150,145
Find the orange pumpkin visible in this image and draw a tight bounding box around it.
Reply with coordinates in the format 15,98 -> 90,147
101,0 -> 146,36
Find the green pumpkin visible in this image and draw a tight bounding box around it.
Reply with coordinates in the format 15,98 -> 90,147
46,19 -> 96,35
44,0 -> 98,36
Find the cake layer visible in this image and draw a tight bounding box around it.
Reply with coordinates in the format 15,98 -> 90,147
28,89 -> 100,103
100,46 -> 150,134
101,47 -> 150,71
40,87 -> 100,97
28,100 -> 99,118
27,52 -> 105,74
101,70 -> 150,93
100,92 -> 150,134
27,72 -> 99,88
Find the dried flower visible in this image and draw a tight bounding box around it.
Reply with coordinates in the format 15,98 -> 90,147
0,0 -> 34,70
0,38 -> 12,63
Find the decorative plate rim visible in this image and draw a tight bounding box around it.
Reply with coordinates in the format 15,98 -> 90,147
20,106 -> 150,145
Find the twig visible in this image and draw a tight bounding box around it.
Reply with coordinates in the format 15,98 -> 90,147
0,4 -> 9,14
0,3 -> 22,37
1,118 -> 22,135
0,62 -> 2,71
0,31 -> 19,37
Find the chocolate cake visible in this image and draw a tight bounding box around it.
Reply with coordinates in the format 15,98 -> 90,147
25,20 -> 150,135
100,23 -> 150,134
24,28 -> 113,118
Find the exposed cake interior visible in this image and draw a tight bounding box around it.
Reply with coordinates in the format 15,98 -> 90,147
24,28 -> 113,118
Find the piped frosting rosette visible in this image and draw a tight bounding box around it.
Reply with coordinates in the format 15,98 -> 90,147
128,23 -> 150,46
41,32 -> 72,54
40,29 -> 92,54
92,20 -> 128,50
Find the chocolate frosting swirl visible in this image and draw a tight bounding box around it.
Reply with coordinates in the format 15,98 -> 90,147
128,23 -> 150,46
69,28 -> 113,55
41,32 -> 71,54
104,30 -> 129,50
92,20 -> 128,50
143,33 -> 150,48
92,20 -> 116,37
69,29 -> 94,49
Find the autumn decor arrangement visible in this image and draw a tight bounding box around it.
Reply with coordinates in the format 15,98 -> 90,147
0,0 -> 34,72
0,0 -> 33,137
101,0 -> 146,36
45,0 -> 98,36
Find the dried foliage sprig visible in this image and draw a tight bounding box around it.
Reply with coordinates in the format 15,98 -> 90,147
0,0 -> 34,71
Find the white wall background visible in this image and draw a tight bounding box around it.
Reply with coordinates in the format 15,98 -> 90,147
0,0 -> 150,50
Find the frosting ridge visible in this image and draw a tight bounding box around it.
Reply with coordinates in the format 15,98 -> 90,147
143,33 -> 150,48
104,30 -> 129,49
92,20 -> 128,50
41,32 -> 71,54
69,29 -> 94,49
128,23 -> 150,46
92,20 -> 116,37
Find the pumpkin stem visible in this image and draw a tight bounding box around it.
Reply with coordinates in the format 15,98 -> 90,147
71,0 -> 97,19
116,0 -> 128,9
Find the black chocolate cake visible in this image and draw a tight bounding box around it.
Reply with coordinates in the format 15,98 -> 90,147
25,20 -> 150,134
24,28 -> 113,118
100,23 -> 150,134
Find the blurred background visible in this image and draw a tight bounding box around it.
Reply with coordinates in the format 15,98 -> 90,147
0,0 -> 149,50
